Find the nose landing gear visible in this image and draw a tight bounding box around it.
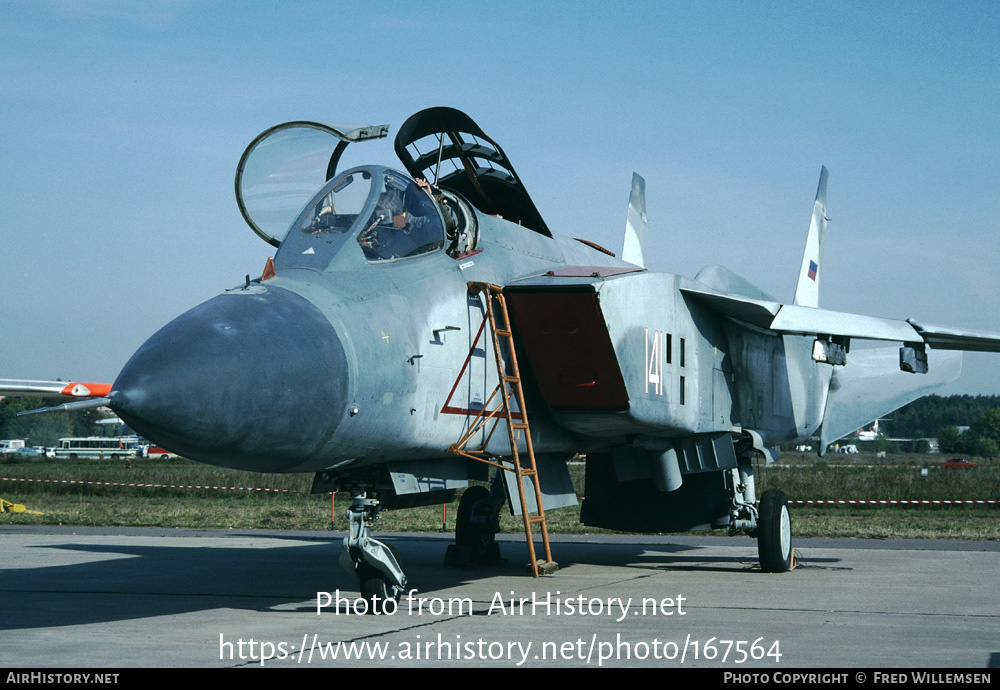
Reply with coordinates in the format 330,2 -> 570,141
338,489 -> 407,614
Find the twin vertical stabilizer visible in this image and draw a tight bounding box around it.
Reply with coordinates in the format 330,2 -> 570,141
622,173 -> 649,269
793,167 -> 829,308
622,168 -> 828,286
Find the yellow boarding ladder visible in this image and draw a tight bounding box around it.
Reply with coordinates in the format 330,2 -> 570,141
447,282 -> 556,577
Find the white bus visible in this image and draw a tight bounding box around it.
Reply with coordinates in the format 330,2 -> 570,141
55,437 -> 142,460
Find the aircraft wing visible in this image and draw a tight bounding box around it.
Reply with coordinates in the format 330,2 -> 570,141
768,304 -> 918,342
0,379 -> 113,415
818,346 -> 962,450
680,285 -> 1000,351
0,379 -> 111,397
905,320 -> 1000,352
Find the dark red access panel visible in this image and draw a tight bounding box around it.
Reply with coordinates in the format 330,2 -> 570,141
504,289 -> 629,411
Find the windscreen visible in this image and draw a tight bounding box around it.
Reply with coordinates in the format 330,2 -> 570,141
274,167 -> 446,271
274,170 -> 374,271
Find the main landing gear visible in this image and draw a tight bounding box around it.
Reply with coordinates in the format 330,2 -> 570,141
727,460 -> 794,573
338,489 -> 407,614
448,483 -> 503,567
756,488 -> 793,572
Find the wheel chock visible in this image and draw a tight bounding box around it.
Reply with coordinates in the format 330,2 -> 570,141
753,548 -> 796,572
528,560 -> 559,576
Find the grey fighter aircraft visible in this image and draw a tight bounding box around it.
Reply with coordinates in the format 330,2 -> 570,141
6,107 -> 1000,612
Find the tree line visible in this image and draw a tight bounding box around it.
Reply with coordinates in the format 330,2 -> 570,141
0,396 -> 106,447
885,394 -> 1000,458
883,394 -> 1000,438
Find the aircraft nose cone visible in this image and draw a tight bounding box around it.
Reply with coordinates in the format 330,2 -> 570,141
110,286 -> 348,471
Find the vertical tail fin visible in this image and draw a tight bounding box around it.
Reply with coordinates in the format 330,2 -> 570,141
793,166 -> 829,308
621,172 -> 649,269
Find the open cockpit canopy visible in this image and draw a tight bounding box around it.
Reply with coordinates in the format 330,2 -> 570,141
235,121 -> 389,247
394,107 -> 551,237
236,108 -> 546,251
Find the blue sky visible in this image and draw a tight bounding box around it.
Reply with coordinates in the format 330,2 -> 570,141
2,1 -> 998,394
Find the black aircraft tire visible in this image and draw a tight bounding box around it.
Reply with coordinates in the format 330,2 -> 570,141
757,489 -> 793,573
358,564 -> 395,615
456,486 -> 496,566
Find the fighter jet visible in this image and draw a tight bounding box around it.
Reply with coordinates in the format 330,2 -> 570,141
6,107 -> 1000,613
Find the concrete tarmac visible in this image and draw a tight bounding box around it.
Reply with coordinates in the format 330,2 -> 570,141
1,525 -> 997,668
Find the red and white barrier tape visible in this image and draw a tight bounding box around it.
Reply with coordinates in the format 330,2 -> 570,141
1,477 -> 995,503
0,476 -> 298,493
790,499 -> 997,504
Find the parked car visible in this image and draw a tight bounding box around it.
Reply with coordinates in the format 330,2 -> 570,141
940,457 -> 977,468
